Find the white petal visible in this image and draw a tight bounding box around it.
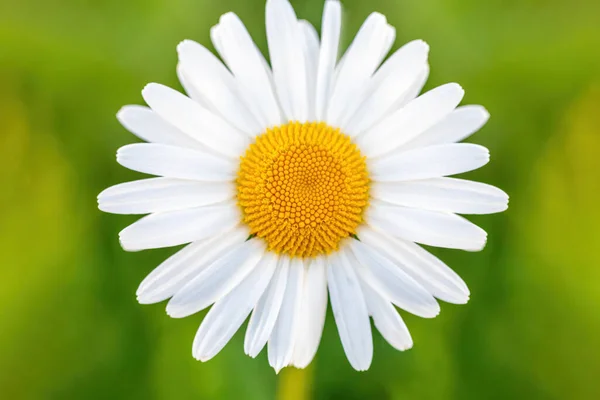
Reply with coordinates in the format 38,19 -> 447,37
348,64 -> 429,136
360,281 -> 413,351
367,201 -> 487,251
299,20 -> 319,59
369,143 -> 490,182
394,64 -> 430,109
299,20 -> 319,121
116,143 -> 236,182
136,227 -> 248,304
357,226 -> 469,304
116,105 -> 200,149
177,40 -> 262,135
266,0 -> 308,122
401,105 -> 490,151
245,256 -> 290,358
166,239 -> 265,318
380,24 -> 396,61
192,252 -> 277,361
212,13 -> 282,129
327,251 -> 372,371
356,83 -> 465,158
176,63 -> 209,107
141,83 -> 249,158
118,203 -> 240,251
371,177 -> 509,215
98,178 -> 234,215
327,13 -> 393,127
268,257 -> 305,373
343,40 -> 429,136
315,0 -> 341,121
290,257 -> 328,368
347,242 -> 439,318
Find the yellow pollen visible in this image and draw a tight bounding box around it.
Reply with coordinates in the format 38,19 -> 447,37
236,122 -> 370,258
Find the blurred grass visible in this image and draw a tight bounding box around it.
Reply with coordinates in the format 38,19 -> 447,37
1,0 -> 600,399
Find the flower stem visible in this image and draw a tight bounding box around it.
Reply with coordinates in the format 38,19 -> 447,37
276,367 -> 312,400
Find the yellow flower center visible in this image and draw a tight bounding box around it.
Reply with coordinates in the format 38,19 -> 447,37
237,122 -> 370,258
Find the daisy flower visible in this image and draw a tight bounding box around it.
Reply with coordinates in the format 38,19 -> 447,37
98,0 -> 508,372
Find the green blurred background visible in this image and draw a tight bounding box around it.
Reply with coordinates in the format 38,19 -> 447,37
2,0 -> 600,398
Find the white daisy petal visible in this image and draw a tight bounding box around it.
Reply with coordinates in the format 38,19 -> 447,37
166,239 -> 265,318
356,83 -> 465,158
176,63 -> 209,107
327,251 -> 372,371
315,0 -> 341,121
395,64 -> 430,109
360,280 -> 413,351
209,22 -> 224,56
116,105 -> 200,149
371,177 -> 509,215
401,105 -> 490,151
380,24 -> 396,60
118,203 -> 239,251
268,257 -> 305,373
177,40 -> 262,135
355,64 -> 429,132
291,256 -> 328,368
357,226 -> 470,304
136,227 -> 248,304
347,241 -> 440,318
141,83 -> 249,158
299,19 -> 319,66
212,13 -> 282,129
333,22 -> 394,106
192,252 -> 277,362
299,20 -> 319,121
116,143 -> 235,181
369,143 -> 490,182
245,256 -> 290,358
367,201 -> 488,251
343,40 -> 430,136
98,178 -> 234,215
327,12 -> 393,128
266,0 -> 308,121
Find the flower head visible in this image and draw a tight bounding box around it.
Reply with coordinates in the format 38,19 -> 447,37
98,0 -> 508,372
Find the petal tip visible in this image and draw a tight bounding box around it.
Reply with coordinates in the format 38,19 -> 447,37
141,82 -> 166,103
368,12 -> 387,24
165,304 -> 180,318
353,363 -> 371,372
97,201 -> 109,213
423,303 -> 442,318
272,365 -> 284,374
480,106 -> 491,121
416,40 -> 430,57
118,235 -> 136,252
219,11 -> 238,25
141,82 -> 157,95
446,293 -> 470,305
136,295 -> 152,305
177,39 -> 195,51
468,235 -> 488,252
399,340 -> 414,351
409,39 -> 429,52
193,348 -> 212,362
448,82 -> 465,96
115,105 -> 130,122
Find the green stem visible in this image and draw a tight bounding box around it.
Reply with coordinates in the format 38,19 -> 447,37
276,366 -> 313,400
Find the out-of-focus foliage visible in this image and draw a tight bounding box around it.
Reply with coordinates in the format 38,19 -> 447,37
1,0 -> 599,399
